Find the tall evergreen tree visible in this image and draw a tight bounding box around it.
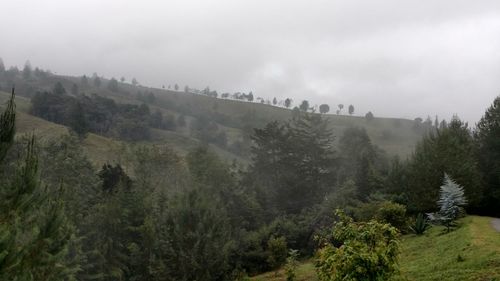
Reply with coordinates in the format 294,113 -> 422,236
0,90 -> 77,280
474,96 -> 500,215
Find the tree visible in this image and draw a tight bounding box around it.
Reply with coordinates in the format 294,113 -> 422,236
71,83 -> 79,95
430,174 -> 467,232
68,101 -> 88,138
285,98 -> 292,109
285,249 -> 299,281
98,164 -> 132,193
93,74 -> 101,88
299,100 -> 309,112
174,83 -> 179,91
273,97 -> 277,105
120,76 -> 125,82
365,111 -> 374,121
337,104 -> 344,114
53,82 -> 66,95
107,77 -> 119,92
398,118 -> 482,213
132,77 -> 138,86
348,104 -> 354,115
315,211 -> 400,281
474,96 -> 500,216
154,188 -> 234,280
249,113 -> 336,213
0,57 -> 5,73
319,104 -> 330,114
0,90 -> 77,280
81,75 -> 89,89
184,85 -> 189,93
248,91 -> 254,102
22,60 -> 32,80
267,236 -> 288,273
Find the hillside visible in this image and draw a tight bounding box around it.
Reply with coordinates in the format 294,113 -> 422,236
251,216 -> 500,281
1,72 -> 425,165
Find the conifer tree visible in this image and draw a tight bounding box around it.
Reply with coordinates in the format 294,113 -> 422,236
474,96 -> 500,215
0,89 -> 77,280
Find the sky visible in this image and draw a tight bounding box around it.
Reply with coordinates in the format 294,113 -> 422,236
1,0 -> 500,123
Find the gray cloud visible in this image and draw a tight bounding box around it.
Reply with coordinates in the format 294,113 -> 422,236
1,0 -> 500,122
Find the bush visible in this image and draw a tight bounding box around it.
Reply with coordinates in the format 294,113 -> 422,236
285,249 -> 299,281
266,236 -> 288,271
375,201 -> 408,233
354,200 -> 408,232
315,210 -> 400,281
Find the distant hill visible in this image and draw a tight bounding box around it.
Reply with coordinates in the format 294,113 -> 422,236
0,70 -> 426,165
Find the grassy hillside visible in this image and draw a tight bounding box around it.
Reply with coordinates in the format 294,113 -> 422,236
1,72 -> 425,165
0,90 -> 247,166
251,216 -> 500,281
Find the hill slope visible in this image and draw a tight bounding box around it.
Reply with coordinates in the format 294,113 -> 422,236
251,216 -> 500,281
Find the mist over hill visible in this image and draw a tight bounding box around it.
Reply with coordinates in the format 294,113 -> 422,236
0,62 -> 429,166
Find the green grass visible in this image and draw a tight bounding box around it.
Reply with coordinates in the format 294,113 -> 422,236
251,216 -> 500,281
400,216 -> 500,281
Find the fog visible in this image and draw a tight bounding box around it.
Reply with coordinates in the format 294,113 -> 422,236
1,0 -> 500,122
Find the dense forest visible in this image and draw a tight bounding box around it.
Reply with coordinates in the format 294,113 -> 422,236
0,63 -> 499,280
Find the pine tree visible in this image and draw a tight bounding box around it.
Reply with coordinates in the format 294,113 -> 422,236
0,90 -> 77,280
474,96 -> 500,215
430,174 -> 467,232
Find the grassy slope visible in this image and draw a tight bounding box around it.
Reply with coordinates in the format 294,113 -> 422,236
138,87 -> 422,158
0,92 -> 124,167
1,72 -> 425,165
251,216 -> 500,281
400,216 -> 500,281
0,90 -> 246,167
43,75 -> 424,158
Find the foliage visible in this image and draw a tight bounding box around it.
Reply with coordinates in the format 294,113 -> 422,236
474,96 -> 500,216
374,201 -> 408,233
285,249 -> 299,281
249,113 -> 336,214
299,100 -> 309,112
154,187 -> 234,281
429,174 -> 467,232
31,90 -> 153,141
266,236 -> 288,271
348,104 -> 354,115
388,118 -> 482,213
107,77 -> 119,92
315,210 -> 400,281
0,92 -> 77,280
410,213 -> 430,235
365,111 -> 374,120
319,104 -> 330,114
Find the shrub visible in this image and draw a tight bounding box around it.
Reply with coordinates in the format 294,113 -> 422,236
410,213 -> 430,235
374,201 -> 408,233
315,210 -> 400,281
266,236 -> 288,272
354,200 -> 408,232
285,249 -> 299,281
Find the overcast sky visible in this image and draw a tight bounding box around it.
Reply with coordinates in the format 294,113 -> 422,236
1,0 -> 500,123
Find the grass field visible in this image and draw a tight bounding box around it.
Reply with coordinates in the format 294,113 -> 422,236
251,216 -> 500,281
